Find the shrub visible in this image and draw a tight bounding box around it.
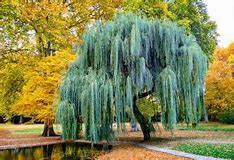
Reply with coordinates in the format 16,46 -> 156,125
218,112 -> 234,124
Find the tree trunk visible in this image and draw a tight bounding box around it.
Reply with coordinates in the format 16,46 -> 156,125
133,93 -> 155,141
202,97 -> 209,123
132,101 -> 151,140
41,121 -> 58,137
132,88 -> 156,141
19,115 -> 23,124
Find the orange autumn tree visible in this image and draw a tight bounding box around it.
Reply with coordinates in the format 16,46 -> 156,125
12,49 -> 75,136
205,43 -> 234,123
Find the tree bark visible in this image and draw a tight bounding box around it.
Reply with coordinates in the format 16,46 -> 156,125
132,89 -> 155,141
41,121 -> 58,137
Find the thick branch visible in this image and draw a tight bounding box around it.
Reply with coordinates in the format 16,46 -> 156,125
136,86 -> 155,99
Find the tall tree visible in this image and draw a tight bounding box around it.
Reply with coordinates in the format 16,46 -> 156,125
0,62 -> 24,121
124,0 -> 218,60
205,43 -> 234,121
0,0 -> 122,134
57,14 -> 207,142
0,54 -> 34,121
12,49 -> 75,136
0,0 -> 123,58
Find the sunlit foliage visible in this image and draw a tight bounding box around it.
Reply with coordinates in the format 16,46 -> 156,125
0,0 -> 122,123
205,43 -> 234,122
12,49 -> 75,124
0,63 -> 24,120
0,0 -> 122,58
137,97 -> 160,119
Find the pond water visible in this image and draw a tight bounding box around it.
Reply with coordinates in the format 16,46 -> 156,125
0,142 -> 104,160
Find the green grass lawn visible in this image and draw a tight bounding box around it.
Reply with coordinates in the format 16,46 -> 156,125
0,124 -> 61,135
14,128 -> 44,134
177,122 -> 234,132
175,143 -> 234,159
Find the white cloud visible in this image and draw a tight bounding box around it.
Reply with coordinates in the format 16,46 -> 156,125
203,0 -> 234,47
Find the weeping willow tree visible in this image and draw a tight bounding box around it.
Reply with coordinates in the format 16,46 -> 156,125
57,13 -> 207,142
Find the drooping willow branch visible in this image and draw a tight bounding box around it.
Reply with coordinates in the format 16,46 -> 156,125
56,13 -> 208,143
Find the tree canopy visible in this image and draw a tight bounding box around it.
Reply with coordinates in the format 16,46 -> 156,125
12,49 -> 75,124
57,13 -> 208,142
124,0 -> 218,60
0,61 -> 24,120
0,0 -> 122,59
205,43 -> 234,122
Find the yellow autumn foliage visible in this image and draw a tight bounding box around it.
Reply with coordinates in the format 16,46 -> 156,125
12,49 -> 75,123
205,43 -> 234,120
1,0 -> 123,54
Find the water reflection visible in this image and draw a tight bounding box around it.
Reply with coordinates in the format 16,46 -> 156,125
0,142 -> 101,160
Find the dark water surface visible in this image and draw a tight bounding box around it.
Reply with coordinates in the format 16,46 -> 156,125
0,142 -> 102,160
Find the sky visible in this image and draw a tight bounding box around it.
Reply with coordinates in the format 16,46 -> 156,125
203,0 -> 234,47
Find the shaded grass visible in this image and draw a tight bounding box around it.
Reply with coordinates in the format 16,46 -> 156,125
175,143 -> 234,159
178,127 -> 234,132
178,122 -> 234,132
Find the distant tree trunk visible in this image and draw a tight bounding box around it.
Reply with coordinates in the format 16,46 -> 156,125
133,89 -> 155,141
19,115 -> 23,124
41,121 -> 57,137
202,97 -> 209,123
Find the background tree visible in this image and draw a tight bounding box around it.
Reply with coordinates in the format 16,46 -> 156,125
0,54 -> 34,121
205,43 -> 234,123
124,0 -> 218,60
0,0 -> 122,135
0,0 -> 123,58
137,97 -> 160,120
57,14 -> 207,142
12,49 -> 75,136
0,62 -> 24,121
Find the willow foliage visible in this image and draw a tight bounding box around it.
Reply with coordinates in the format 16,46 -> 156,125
57,13 -> 207,142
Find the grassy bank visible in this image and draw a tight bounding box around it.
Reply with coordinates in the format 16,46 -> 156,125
178,122 -> 234,132
175,143 -> 234,159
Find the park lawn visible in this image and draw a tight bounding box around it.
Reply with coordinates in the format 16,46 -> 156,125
142,122 -> 234,149
174,142 -> 234,159
1,122 -> 233,135
177,122 -> 234,132
0,124 -> 61,135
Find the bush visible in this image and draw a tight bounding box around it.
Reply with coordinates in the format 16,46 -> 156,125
218,112 -> 234,124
